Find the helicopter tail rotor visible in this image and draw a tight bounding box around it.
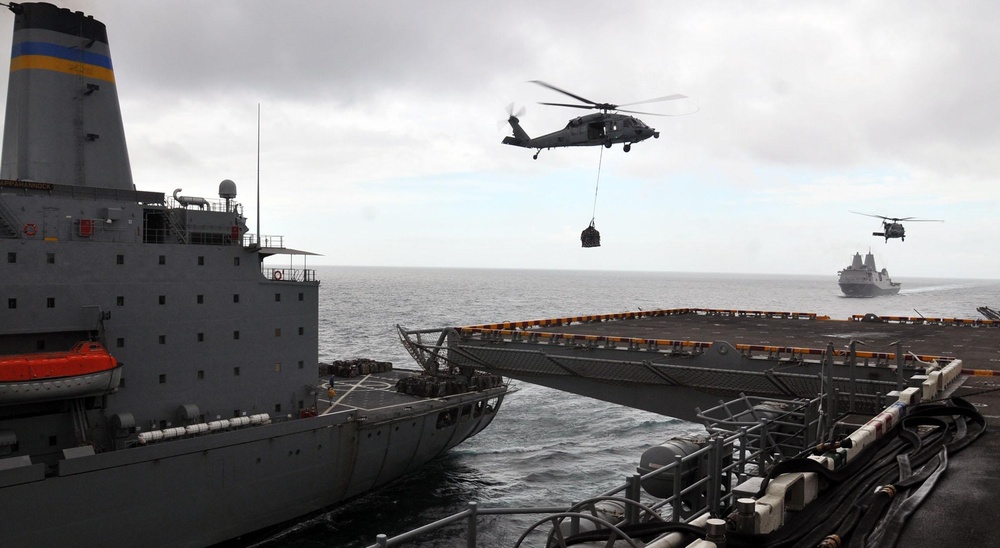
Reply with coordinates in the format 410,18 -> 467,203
498,103 -> 527,131
500,103 -> 531,147
506,102 -> 526,119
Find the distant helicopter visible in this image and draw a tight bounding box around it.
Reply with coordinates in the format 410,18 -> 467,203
502,80 -> 687,159
851,211 -> 943,242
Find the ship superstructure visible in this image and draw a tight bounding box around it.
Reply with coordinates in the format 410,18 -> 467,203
0,4 -> 506,546
837,250 -> 901,297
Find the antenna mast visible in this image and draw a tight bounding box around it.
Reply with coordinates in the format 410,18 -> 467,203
256,103 -> 260,247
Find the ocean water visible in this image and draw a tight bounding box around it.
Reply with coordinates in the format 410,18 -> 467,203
255,267 -> 1000,547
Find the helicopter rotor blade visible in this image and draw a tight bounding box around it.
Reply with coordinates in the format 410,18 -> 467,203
538,101 -> 594,110
850,211 -> 890,221
618,93 -> 688,107
618,108 -> 679,116
530,80 -> 600,107
530,81 -> 693,115
850,211 -> 944,223
621,105 -> 701,117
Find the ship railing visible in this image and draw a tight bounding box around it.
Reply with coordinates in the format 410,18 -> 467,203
242,234 -> 287,248
0,195 -> 23,238
262,267 -> 316,282
367,407 -> 813,547
251,234 -> 286,248
161,210 -> 189,244
695,393 -> 823,465
143,226 -> 245,246
166,195 -> 232,213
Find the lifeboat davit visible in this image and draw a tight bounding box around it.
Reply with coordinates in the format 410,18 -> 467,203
0,342 -> 122,405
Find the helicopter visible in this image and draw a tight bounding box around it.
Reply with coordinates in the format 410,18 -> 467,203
502,80 -> 687,159
851,211 -> 944,242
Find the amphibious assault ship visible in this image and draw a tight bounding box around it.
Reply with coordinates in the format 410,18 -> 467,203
838,250 -> 901,297
0,4 -> 506,547
388,309 -> 998,546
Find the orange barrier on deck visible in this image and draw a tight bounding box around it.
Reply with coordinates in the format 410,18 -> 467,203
0,341 -> 118,382
964,369 -> 1000,377
463,307 -> 825,332
456,308 -> 957,365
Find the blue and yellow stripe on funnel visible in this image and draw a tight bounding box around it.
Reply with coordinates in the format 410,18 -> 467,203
9,41 -> 114,83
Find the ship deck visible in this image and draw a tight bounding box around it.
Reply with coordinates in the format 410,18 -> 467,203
457,308 -> 1000,546
317,369 -> 477,419
474,308 -> 1000,368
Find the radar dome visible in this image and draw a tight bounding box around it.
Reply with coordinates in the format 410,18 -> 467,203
219,179 -> 237,199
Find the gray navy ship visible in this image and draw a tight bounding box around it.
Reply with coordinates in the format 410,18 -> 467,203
837,250 -> 901,297
0,3 -> 507,547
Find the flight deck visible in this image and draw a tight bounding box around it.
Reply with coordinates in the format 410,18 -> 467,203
461,307 -> 1000,369
421,307 -> 1000,547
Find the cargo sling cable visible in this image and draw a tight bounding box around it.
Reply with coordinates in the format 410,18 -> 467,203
581,146 -> 603,248
561,397 -> 985,547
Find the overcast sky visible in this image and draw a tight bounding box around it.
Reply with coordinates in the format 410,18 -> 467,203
3,1 -> 998,278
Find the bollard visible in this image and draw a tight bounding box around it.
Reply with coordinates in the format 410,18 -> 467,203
705,517 -> 728,548
735,497 -> 756,533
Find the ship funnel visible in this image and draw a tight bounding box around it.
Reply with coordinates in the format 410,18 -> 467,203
1,2 -> 133,190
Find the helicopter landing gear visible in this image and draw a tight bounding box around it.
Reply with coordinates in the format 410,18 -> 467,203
532,149 -> 540,160
623,143 -> 631,153
604,141 -> 612,149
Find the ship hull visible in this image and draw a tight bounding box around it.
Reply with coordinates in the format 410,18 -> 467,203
0,386 -> 505,548
838,282 -> 901,297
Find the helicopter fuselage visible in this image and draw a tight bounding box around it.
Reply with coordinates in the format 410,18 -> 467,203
873,222 -> 906,242
503,112 -> 658,157
852,211 -> 942,243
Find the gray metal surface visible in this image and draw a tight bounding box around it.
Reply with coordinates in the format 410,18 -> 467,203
419,308 -> 998,421
391,309 -> 1000,546
0,4 -> 508,547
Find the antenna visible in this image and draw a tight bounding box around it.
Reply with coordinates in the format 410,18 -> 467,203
256,103 -> 260,247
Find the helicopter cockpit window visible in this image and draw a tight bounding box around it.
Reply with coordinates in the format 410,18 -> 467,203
623,119 -> 632,128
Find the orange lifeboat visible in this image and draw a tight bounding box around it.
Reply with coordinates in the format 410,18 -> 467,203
0,342 -> 122,404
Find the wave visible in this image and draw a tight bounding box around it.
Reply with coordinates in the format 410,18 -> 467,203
900,283 -> 975,294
